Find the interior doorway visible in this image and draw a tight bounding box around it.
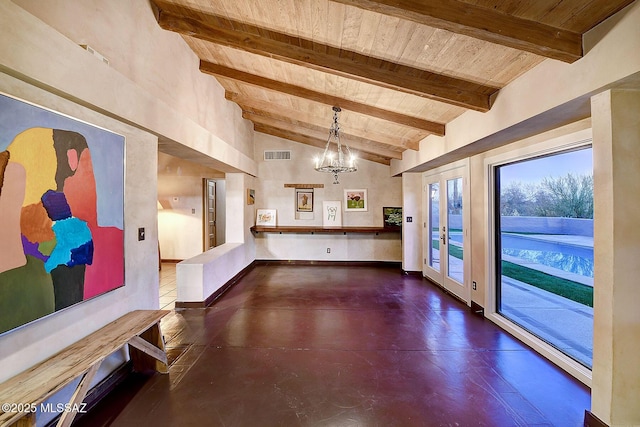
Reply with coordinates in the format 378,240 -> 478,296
203,178 -> 216,250
202,178 -> 225,250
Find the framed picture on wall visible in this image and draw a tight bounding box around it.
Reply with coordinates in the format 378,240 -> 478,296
256,209 -> 277,226
322,201 -> 342,227
0,92 -> 125,335
247,188 -> 255,205
383,207 -> 403,230
344,189 -> 367,211
296,189 -> 313,212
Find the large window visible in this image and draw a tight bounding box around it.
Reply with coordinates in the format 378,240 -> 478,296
495,147 -> 594,368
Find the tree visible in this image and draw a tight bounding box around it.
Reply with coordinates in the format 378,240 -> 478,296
500,181 -> 530,216
500,173 -> 593,219
535,173 -> 593,219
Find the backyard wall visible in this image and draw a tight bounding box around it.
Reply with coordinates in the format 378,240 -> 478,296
500,216 -> 593,237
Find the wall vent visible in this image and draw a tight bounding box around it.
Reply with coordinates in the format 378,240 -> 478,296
80,44 -> 110,66
264,150 -> 291,161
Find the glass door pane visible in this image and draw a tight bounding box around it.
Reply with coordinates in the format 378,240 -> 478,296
495,148 -> 594,368
428,183 -> 440,272
446,177 -> 463,284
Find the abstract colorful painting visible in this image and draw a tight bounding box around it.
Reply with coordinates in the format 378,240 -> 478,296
0,93 -> 125,335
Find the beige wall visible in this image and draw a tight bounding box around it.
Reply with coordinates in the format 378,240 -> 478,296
253,133 -> 402,261
591,89 -> 640,426
401,173 -> 423,272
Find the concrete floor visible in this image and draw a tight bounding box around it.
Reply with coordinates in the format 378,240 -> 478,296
76,263 -> 590,426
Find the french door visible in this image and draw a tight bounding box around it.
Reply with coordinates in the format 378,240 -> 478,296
423,166 -> 469,302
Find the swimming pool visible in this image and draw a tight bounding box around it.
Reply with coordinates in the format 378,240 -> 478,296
500,234 -> 593,278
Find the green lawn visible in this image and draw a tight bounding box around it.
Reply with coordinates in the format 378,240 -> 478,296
432,240 -> 593,307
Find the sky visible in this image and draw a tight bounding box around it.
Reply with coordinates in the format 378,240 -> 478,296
499,148 -> 593,187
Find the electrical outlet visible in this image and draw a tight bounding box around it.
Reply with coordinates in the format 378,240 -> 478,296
406,216 -> 412,222
327,248 -> 331,253
472,281 -> 477,290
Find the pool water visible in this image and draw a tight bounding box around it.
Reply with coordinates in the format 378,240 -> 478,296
500,234 -> 593,278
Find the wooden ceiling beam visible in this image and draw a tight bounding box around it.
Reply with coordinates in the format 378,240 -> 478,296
155,5 -> 498,111
331,0 -> 583,63
253,123 -> 392,166
201,61 -> 445,135
226,92 -> 422,151
243,111 -> 404,160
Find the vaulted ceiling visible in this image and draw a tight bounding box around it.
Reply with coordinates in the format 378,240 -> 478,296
151,0 -> 634,165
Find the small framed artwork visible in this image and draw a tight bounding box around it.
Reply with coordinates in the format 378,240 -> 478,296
256,209 -> 276,226
296,189 -> 313,212
323,201 -> 342,227
344,189 -> 367,211
247,189 -> 255,205
383,207 -> 402,230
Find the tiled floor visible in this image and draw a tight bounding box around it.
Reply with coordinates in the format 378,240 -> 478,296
158,263 -> 177,310
77,263 -> 591,426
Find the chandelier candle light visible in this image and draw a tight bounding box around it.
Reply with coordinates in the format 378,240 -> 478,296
314,106 -> 357,184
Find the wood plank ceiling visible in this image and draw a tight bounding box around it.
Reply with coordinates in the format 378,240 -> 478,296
151,0 -> 634,165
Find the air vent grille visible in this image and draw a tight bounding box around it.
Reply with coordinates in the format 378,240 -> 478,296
264,150 -> 291,161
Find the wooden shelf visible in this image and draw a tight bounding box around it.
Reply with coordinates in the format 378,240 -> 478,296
251,225 -> 400,235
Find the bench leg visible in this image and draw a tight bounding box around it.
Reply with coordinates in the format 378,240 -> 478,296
57,362 -> 101,427
14,412 -> 35,427
129,321 -> 168,374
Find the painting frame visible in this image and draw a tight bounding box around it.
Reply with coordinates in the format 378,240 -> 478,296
322,201 -> 342,227
383,207 -> 403,230
247,188 -> 255,205
0,91 -> 125,335
256,209 -> 277,226
296,189 -> 314,212
344,189 -> 368,212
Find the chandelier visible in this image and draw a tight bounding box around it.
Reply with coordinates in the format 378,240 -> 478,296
314,106 -> 357,184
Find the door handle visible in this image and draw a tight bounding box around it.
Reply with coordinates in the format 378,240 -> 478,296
441,233 -> 446,245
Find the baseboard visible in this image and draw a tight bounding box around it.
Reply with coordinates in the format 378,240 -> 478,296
401,270 -> 422,276
254,259 -> 402,269
175,261 -> 256,309
470,301 -> 485,317
584,410 -> 609,427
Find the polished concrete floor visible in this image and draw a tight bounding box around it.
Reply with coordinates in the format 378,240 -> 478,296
76,263 -> 590,426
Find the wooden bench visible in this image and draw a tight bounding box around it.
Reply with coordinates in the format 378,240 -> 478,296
0,310 -> 169,427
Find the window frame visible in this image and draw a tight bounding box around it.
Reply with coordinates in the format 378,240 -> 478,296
483,128 -> 593,386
